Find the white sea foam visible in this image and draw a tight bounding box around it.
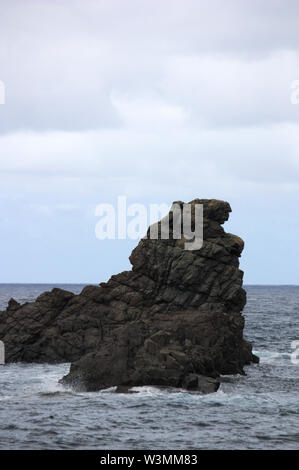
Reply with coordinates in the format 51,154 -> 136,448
253,350 -> 292,365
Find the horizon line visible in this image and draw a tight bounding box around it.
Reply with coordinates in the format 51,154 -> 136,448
0,282 -> 298,287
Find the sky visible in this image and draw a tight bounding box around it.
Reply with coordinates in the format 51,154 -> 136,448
0,0 -> 299,284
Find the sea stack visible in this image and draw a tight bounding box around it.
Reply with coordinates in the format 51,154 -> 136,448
0,199 -> 259,393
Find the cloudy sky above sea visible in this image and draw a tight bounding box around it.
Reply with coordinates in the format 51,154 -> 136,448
0,0 -> 299,284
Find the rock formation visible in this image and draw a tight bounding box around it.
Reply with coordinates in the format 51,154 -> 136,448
0,199 -> 259,393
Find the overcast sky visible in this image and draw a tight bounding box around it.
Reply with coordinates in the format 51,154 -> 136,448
0,0 -> 299,284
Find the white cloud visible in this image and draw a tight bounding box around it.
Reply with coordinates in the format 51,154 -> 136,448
160,51 -> 299,127
111,92 -> 189,129
0,122 -> 298,202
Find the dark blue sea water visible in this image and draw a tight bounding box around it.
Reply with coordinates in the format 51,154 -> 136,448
0,284 -> 298,450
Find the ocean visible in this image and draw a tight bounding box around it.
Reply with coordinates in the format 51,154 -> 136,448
0,284 -> 298,450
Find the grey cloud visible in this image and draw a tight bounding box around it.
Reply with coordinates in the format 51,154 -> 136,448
0,0 -> 299,133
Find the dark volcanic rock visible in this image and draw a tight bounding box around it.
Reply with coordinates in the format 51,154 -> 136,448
0,199 -> 259,393
183,374 -> 220,394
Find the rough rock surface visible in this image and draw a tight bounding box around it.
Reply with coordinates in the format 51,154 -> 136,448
0,199 -> 259,393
